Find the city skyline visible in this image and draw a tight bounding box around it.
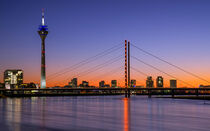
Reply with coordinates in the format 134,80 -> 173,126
0,0 -> 210,87
1,1 -> 210,131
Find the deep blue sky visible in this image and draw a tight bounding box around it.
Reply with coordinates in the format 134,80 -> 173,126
0,0 -> 210,86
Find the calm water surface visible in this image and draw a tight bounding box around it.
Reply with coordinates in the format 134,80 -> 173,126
0,96 -> 210,131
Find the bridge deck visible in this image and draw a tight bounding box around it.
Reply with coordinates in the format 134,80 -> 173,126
0,87 -> 210,97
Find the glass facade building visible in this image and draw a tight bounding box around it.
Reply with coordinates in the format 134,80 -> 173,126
4,70 -> 23,88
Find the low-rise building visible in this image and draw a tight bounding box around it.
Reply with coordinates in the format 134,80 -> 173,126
131,79 -> 136,87
99,81 -> 105,88
199,85 -> 210,88
19,83 -> 37,88
79,81 -> 89,87
170,79 -> 177,88
111,80 -> 117,87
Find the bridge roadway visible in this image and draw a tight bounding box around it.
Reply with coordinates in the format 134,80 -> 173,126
0,87 -> 210,97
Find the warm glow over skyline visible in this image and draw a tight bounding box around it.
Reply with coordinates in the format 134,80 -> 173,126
0,0 -> 210,88
1,1 -> 210,131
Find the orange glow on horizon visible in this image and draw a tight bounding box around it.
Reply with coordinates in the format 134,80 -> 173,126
2,63 -> 209,88
21,76 -> 210,88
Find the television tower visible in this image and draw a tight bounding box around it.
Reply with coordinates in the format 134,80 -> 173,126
38,9 -> 48,88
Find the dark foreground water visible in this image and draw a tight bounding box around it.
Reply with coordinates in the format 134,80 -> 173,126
0,96 -> 210,131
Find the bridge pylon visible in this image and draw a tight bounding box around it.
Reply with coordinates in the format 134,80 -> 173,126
125,40 -> 131,98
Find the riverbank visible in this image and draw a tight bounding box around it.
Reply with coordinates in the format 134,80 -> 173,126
157,96 -> 210,100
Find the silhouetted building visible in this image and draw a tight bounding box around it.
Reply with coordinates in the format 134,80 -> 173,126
69,78 -> 77,87
146,76 -> 153,88
170,79 -> 177,88
19,83 -> 37,89
199,85 -> 210,88
111,80 -> 117,87
99,80 -> 105,88
156,76 -> 163,88
4,70 -> 23,89
131,79 -> 136,87
68,82 -> 73,87
72,78 -> 77,87
136,85 -> 144,88
104,84 -> 110,88
80,81 -> 89,87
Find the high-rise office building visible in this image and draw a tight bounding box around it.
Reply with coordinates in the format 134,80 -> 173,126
71,78 -> 77,87
156,76 -> 163,88
111,80 -> 117,87
99,81 -> 105,88
146,76 -> 154,88
131,79 -> 136,87
38,9 -> 48,89
4,70 -> 23,88
170,79 -> 177,88
69,78 -> 77,87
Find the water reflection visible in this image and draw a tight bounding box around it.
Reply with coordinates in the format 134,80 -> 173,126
148,99 -> 165,131
40,97 -> 46,131
123,98 -> 130,131
1,96 -> 210,131
5,98 -> 21,131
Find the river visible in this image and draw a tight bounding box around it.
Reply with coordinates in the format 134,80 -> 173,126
0,96 -> 210,131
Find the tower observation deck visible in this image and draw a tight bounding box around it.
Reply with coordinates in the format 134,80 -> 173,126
38,9 -> 48,88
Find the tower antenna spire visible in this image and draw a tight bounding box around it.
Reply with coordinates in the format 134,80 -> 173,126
42,8 -> 45,25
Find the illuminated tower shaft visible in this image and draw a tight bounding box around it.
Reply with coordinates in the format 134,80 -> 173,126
40,33 -> 47,88
38,9 -> 48,88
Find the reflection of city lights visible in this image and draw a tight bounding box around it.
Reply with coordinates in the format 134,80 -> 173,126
5,99 -> 22,131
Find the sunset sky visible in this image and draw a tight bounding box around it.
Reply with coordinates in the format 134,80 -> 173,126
0,0 -> 210,87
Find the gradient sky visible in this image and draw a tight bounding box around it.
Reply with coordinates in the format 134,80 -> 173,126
0,0 -> 210,87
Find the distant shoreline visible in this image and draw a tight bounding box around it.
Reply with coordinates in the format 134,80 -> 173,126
156,96 -> 210,100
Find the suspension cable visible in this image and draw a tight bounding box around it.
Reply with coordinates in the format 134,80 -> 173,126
47,43 -> 123,81
72,55 -> 123,78
88,68 -> 124,87
89,66 -> 124,81
51,56 -> 124,86
131,43 -> 210,84
132,56 -> 194,87
130,66 -> 148,76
